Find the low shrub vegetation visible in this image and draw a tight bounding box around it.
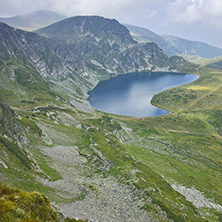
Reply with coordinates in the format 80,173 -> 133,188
0,184 -> 60,222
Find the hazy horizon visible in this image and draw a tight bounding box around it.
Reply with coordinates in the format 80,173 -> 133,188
1,0 -> 222,48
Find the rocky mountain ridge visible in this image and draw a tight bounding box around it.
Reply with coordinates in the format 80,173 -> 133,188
35,16 -> 187,76
162,35 -> 222,59
124,24 -> 180,55
0,17 -> 188,108
126,24 -> 222,59
36,16 -> 136,46
2,10 -> 222,59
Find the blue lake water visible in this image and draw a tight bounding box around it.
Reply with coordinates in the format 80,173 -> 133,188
87,72 -> 198,117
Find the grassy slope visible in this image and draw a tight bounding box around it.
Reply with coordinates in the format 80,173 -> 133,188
0,184 -> 60,222
149,66 -> 222,218
0,58 -> 59,109
0,58 -> 88,221
182,54 -> 222,70
0,183 -> 86,222
77,65 -> 222,221
0,57 -> 222,221
0,58 -> 67,201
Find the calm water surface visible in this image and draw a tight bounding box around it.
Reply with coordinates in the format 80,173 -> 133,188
88,72 -> 198,117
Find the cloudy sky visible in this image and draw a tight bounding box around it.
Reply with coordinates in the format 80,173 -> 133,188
1,0 -> 222,48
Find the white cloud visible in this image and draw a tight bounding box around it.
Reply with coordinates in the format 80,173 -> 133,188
166,0 -> 203,24
148,9 -> 158,19
204,0 -> 222,17
51,0 -> 148,18
159,21 -> 169,27
142,9 -> 158,20
165,0 -> 222,29
0,0 -> 148,18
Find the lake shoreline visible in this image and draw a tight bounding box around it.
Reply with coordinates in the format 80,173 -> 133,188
88,72 -> 199,117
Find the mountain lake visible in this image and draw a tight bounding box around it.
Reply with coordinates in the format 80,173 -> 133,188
88,72 -> 199,117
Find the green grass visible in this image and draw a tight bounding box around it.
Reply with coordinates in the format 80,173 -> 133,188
0,137 -> 32,169
0,184 -> 60,222
0,58 -> 62,109
1,54 -> 222,221
80,116 -> 207,221
182,54 -> 222,68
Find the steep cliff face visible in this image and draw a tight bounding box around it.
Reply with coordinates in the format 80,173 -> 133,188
0,101 -> 27,147
0,100 -> 41,172
0,22 -> 80,78
36,16 -> 187,76
115,43 -> 187,72
36,16 -> 138,72
0,22 -> 96,101
0,23 -> 26,60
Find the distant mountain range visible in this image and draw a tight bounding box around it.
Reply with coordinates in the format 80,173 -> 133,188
162,35 -> 222,59
0,10 -> 66,31
1,10 -> 222,59
124,24 -> 180,56
125,24 -> 222,59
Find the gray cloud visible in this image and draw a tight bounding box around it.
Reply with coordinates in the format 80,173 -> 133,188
165,0 -> 222,29
51,0 -> 152,21
0,0 -> 50,16
0,0 -> 148,17
166,0 -> 203,24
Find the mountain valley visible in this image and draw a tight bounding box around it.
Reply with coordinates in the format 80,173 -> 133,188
0,14 -> 222,222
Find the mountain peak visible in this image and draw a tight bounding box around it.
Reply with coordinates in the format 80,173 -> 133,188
0,22 -> 10,28
36,15 -> 136,45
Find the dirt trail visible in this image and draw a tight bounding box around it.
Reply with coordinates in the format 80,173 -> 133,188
179,82 -> 222,111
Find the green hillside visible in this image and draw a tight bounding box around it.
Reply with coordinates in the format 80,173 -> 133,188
0,17 -> 222,221
181,54 -> 222,70
1,62 -> 222,221
125,24 -> 222,59
124,24 -> 179,55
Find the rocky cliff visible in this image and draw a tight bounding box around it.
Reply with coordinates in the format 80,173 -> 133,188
36,16 -> 187,77
0,18 -> 188,109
